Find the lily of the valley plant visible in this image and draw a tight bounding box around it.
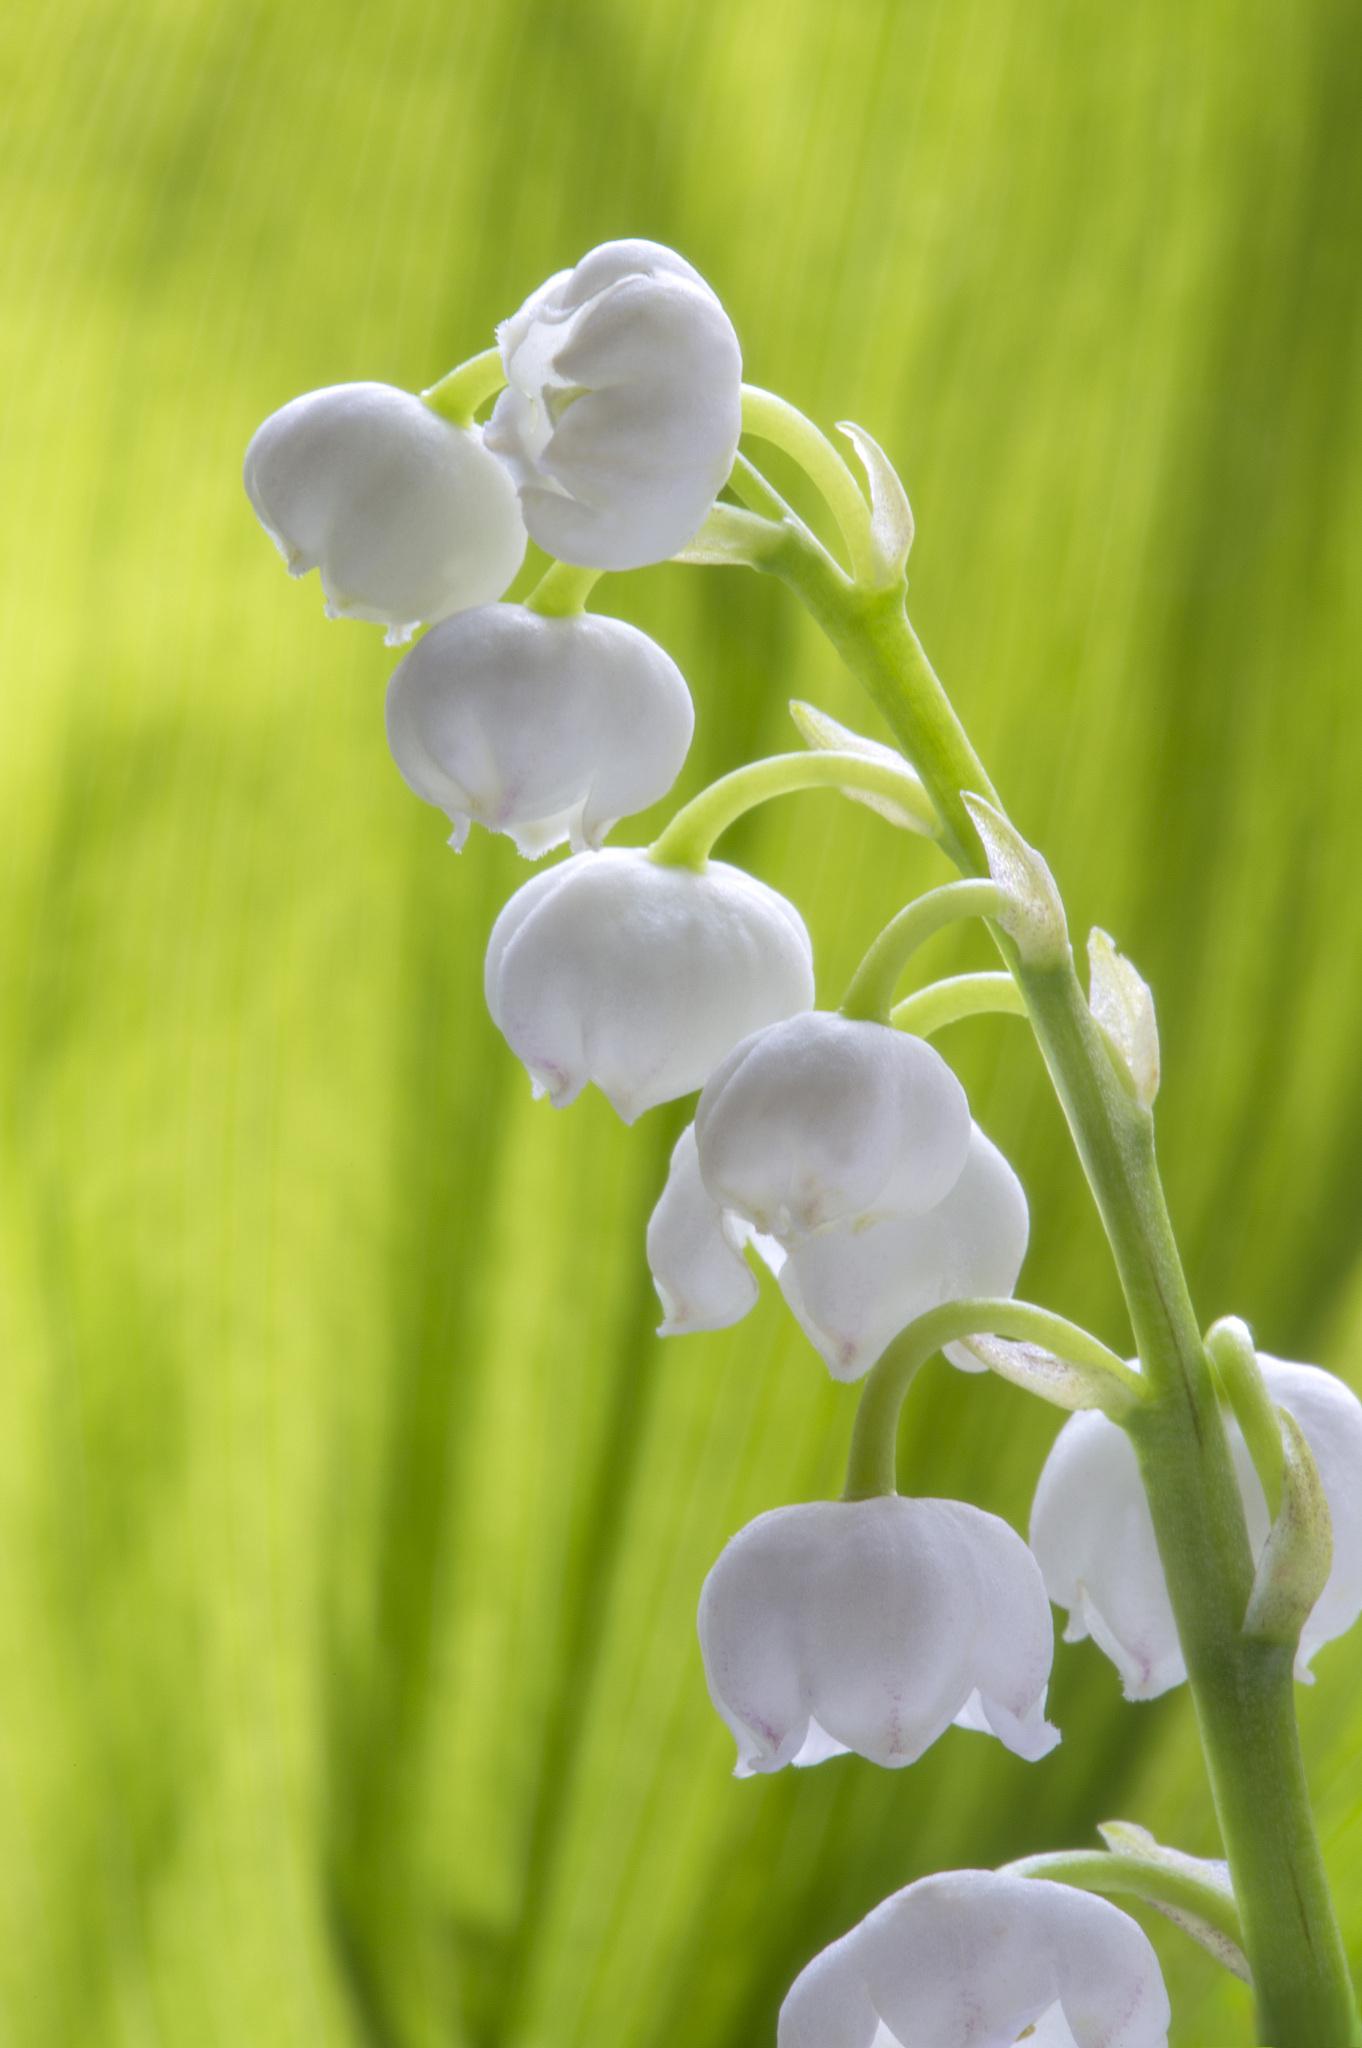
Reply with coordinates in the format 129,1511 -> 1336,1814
244,237 -> 1362,2047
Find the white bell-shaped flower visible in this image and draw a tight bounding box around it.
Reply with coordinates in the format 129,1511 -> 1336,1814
698,1497 -> 1059,1775
1031,1353 -> 1362,1699
778,1868 -> 1170,2048
385,603 -> 694,855
244,382 -> 526,641
694,1014 -> 971,1238
648,1118 -> 1027,1382
766,1125 -> 1028,1381
485,849 -> 814,1121
484,239 -> 742,570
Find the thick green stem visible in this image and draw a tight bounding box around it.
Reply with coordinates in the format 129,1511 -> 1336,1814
891,970 -> 1027,1037
768,533 -> 1358,2045
648,749 -> 936,867
840,880 -> 1002,1022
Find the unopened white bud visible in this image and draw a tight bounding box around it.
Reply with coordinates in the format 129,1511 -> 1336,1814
244,382 -> 526,642
485,240 -> 742,569
484,849 -> 814,1122
699,1496 -> 1058,1776
778,1868 -> 1170,2048
1031,1353 -> 1362,1697
386,604 -> 694,856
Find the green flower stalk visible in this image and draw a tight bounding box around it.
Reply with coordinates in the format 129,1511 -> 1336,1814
244,237 -> 1362,2048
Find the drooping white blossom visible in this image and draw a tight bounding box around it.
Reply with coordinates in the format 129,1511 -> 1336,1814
646,1126 -> 760,1334
768,1125 -> 1029,1381
778,1868 -> 1170,2048
1031,1353 -> 1362,1699
484,850 -> 814,1121
693,1014 -> 972,1238
698,1497 -> 1059,1776
648,1110 -> 1027,1381
485,239 -> 742,570
385,603 -> 694,855
244,382 -> 527,642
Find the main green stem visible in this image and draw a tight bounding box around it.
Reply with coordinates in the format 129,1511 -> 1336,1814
769,540 -> 1358,2045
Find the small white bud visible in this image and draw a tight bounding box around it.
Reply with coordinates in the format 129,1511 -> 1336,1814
698,1497 -> 1058,1776
243,382 -> 526,640
778,1868 -> 1170,2048
1088,927 -> 1160,1107
1030,1354 -> 1362,1698
385,604 -> 694,856
484,849 -> 814,1122
485,239 -> 742,569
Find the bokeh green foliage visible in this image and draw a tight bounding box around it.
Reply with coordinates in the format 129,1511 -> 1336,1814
2,0 -> 1362,2041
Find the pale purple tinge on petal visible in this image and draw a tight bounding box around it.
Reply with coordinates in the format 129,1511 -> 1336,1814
386,603 -> 694,858
778,1869 -> 1170,2048
697,1497 -> 1056,1779
485,850 -> 815,1123
243,382 -> 526,632
486,239 -> 742,570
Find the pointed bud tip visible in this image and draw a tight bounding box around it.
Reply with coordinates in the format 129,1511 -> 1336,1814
963,795 -> 1068,967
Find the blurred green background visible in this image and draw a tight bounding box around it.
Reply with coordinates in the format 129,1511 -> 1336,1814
3,0 -> 1362,2041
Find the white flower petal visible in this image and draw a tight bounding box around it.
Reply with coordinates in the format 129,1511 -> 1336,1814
1256,1357 -> 1362,1671
778,1870 -> 1170,2048
485,849 -> 814,1122
386,603 -> 694,856
1030,1353 -> 1362,1696
647,1126 -> 759,1334
486,239 -> 742,569
698,1498 -> 1056,1777
776,1126 -> 1029,1381
1029,1410 -> 1186,1701
244,383 -> 526,630
693,1015 -> 972,1240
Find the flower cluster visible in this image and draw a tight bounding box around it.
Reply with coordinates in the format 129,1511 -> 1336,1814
649,1011 -> 1028,1377
244,236 -> 1362,2046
